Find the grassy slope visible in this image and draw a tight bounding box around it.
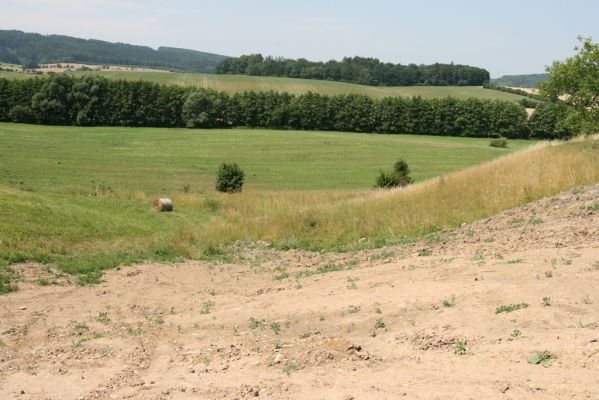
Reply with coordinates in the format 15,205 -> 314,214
0,123 -> 532,193
0,69 -> 530,102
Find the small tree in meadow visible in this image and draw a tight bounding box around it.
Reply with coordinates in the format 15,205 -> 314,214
215,163 -> 244,193
375,159 -> 413,188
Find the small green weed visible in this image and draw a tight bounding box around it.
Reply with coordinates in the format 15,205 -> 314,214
70,321 -> 89,335
542,297 -> 551,307
528,216 -> 544,225
127,325 -> 143,335
201,300 -> 215,314
579,319 -> 599,329
454,341 -> 467,355
495,303 -> 528,314
418,249 -> 432,257
511,329 -> 522,337
443,295 -> 456,308
274,268 -> 289,281
369,251 -> 396,261
587,201 -> 599,212
296,263 -> 350,278
72,337 -> 91,348
347,278 -> 358,290
551,257 -> 572,266
95,312 -> 111,324
249,317 -> 264,329
528,351 -> 553,367
283,361 -> 302,375
472,250 -> 485,261
348,305 -> 360,314
375,318 -> 385,329
270,321 -> 281,335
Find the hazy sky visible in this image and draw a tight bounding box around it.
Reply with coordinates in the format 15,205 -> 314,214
2,0 -> 598,77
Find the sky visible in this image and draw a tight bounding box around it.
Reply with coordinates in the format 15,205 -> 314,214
1,0 -> 598,77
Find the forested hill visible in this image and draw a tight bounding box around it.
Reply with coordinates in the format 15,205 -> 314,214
0,30 -> 229,72
216,54 -> 490,86
491,74 -> 549,88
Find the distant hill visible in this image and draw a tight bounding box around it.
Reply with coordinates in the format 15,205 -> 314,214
0,30 -> 229,72
491,74 -> 549,88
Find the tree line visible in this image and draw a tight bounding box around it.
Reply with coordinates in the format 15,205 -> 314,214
0,74 -> 575,139
217,54 -> 490,86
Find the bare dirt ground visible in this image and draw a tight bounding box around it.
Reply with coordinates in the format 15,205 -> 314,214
1,185 -> 599,399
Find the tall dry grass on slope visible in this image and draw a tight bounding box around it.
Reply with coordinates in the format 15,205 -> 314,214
193,135 -> 599,250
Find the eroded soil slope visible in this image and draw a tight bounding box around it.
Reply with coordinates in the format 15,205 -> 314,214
1,186 -> 599,399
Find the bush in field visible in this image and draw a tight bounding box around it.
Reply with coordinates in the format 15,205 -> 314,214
375,159 -> 413,188
490,137 -> 508,148
215,162 -> 244,193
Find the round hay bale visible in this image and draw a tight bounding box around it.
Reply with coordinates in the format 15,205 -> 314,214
153,198 -> 173,212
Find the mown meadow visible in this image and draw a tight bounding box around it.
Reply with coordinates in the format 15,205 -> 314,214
0,123 -> 533,192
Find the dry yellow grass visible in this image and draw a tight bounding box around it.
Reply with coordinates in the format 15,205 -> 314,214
191,135 -> 599,250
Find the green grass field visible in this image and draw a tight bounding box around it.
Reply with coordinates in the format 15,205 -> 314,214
1,122 -> 597,287
0,69 -> 530,102
0,123 -> 532,193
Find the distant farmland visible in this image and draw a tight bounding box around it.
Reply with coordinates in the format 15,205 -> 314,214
0,69 -> 531,102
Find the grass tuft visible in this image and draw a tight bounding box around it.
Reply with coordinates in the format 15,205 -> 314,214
496,303 -> 529,314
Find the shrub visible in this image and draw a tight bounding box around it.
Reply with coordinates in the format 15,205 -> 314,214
8,105 -> 36,123
518,98 -> 539,108
490,137 -> 508,148
375,158 -> 413,188
215,162 -> 245,193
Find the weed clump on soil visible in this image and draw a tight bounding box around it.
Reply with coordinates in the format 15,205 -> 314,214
528,351 -> 553,367
0,265 -> 19,294
454,341 -> 467,355
496,303 -> 529,314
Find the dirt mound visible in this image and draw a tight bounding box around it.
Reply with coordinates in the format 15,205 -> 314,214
1,185 -> 599,399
